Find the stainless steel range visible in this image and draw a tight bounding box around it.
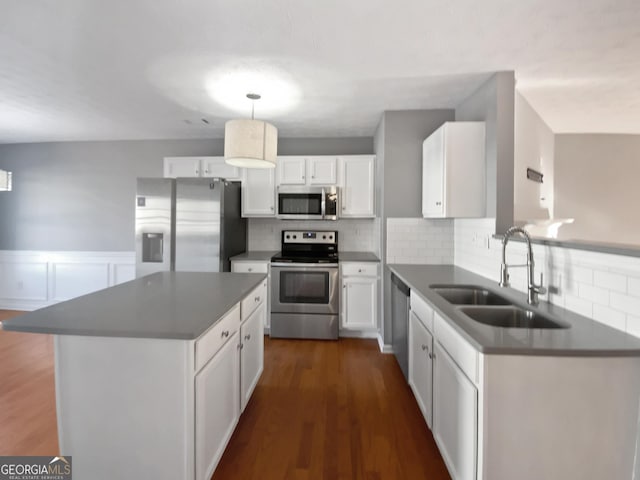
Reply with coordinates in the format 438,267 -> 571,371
270,230 -> 339,340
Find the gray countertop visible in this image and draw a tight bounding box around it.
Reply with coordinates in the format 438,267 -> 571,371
340,252 -> 380,262
230,251 -> 278,262
1,272 -> 267,340
388,264 -> 640,356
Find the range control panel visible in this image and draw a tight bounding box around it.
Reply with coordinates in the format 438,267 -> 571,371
282,230 -> 337,244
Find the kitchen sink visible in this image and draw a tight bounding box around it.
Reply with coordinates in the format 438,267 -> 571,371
459,306 -> 569,329
431,285 -> 512,306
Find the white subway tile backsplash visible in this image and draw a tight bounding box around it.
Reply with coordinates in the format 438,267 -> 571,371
386,218 -> 454,264
627,277 -> 640,298
454,218 -> 640,333
577,284 -> 609,306
593,271 -> 627,293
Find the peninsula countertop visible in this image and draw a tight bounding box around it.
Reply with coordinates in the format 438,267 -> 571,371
388,264 -> 640,356
1,272 -> 267,340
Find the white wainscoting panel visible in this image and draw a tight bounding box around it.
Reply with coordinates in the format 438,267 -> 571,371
0,251 -> 135,311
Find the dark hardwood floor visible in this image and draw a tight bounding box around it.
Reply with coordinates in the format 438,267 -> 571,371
213,337 -> 450,480
0,310 -> 450,479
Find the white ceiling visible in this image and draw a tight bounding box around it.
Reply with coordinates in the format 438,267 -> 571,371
1,0 -> 639,143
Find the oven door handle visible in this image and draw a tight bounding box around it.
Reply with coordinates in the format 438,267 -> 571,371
321,187 -> 326,220
271,262 -> 339,268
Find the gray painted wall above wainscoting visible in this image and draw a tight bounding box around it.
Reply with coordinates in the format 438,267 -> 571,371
0,137 -> 373,251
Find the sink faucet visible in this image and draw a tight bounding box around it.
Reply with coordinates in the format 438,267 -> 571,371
499,226 -> 547,305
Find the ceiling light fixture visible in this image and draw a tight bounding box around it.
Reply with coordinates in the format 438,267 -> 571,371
0,169 -> 12,191
224,93 -> 278,169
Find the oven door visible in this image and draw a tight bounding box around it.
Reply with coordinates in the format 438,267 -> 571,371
276,187 -> 324,220
271,265 -> 339,314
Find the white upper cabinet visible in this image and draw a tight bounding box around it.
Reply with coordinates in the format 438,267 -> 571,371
422,122 -> 485,218
164,157 -> 202,177
308,157 -> 337,185
277,156 -> 307,185
339,155 -> 375,218
164,157 -> 242,181
242,168 -> 276,217
277,156 -> 337,186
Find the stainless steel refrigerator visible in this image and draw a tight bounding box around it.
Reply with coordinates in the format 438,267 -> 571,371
135,178 -> 247,277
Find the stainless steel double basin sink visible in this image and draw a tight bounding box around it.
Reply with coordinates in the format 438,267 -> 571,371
430,285 -> 569,329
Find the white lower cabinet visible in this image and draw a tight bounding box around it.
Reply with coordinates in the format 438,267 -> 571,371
231,260 -> 271,330
409,311 -> 434,428
195,331 -> 240,480
340,262 -> 379,332
433,341 -> 478,480
240,301 -> 265,412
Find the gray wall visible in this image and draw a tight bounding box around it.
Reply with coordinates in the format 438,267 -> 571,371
0,137 -> 373,251
455,72 -> 515,234
382,110 -> 456,218
375,109 -> 455,345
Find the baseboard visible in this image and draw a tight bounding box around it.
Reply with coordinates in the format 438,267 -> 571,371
377,333 -> 393,354
339,329 -> 378,339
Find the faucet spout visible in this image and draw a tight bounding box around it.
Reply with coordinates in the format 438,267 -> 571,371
499,226 -> 546,305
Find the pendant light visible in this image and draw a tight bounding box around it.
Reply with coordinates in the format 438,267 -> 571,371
224,93 -> 278,169
0,169 -> 12,191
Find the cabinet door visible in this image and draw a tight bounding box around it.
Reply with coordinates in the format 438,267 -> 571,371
422,128 -> 445,217
242,168 -> 276,216
433,341 -> 477,480
277,156 -> 306,185
202,157 -> 242,181
240,302 -> 265,412
409,312 -> 434,428
342,276 -> 377,330
195,333 -> 240,480
340,156 -> 375,217
164,157 -> 202,177
308,157 -> 337,185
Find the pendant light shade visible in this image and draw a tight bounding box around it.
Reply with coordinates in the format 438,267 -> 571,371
224,119 -> 278,169
0,169 -> 12,191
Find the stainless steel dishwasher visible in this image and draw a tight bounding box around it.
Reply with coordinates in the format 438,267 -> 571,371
391,273 -> 410,380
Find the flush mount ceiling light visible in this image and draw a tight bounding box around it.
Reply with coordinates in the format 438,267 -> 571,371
0,169 -> 12,191
224,93 -> 278,169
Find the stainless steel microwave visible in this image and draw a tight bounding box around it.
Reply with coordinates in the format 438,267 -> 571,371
276,186 -> 339,220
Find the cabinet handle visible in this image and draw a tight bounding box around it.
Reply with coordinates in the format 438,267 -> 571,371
270,206 -> 274,211
430,352 -> 435,359
205,169 -> 209,174
312,175 -> 315,179
221,330 -> 230,338
237,343 -> 241,350
244,334 -> 251,341
240,343 -> 244,350
196,170 -> 200,175
248,268 -> 253,272
435,201 -> 442,206
421,344 -> 428,351
255,296 -> 260,302
343,284 -> 346,289
358,269 -> 362,273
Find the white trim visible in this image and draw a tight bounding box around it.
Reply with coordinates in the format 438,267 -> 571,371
339,329 -> 378,339
377,333 -> 394,354
0,250 -> 135,311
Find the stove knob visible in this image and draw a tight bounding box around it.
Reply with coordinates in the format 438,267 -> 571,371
323,235 -> 326,239
293,235 -> 297,239
329,235 -> 333,240
286,235 -> 290,239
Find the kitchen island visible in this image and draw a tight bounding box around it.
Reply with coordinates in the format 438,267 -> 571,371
388,264 -> 640,480
2,271 -> 268,480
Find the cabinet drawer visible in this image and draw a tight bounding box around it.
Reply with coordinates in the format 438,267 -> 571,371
341,262 -> 378,277
241,281 -> 267,321
232,261 -> 269,274
410,292 -> 434,333
195,305 -> 240,372
433,312 -> 478,384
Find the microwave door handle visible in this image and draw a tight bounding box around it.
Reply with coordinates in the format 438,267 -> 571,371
321,187 -> 326,219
